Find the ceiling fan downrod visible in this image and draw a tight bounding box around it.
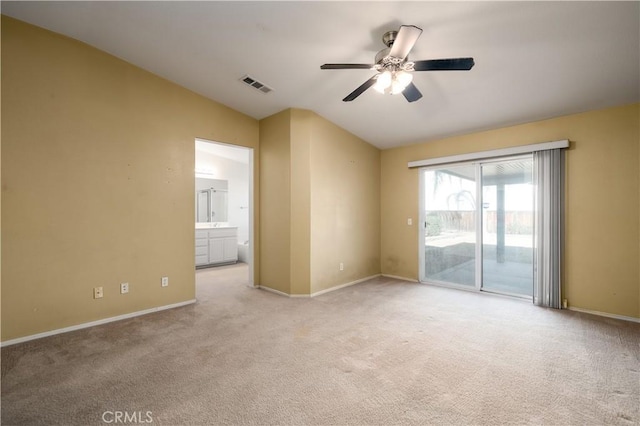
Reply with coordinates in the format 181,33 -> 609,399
382,30 -> 398,48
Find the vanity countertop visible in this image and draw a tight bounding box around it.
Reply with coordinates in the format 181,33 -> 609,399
196,223 -> 237,230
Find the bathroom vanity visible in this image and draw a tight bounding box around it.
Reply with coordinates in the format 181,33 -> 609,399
195,224 -> 238,268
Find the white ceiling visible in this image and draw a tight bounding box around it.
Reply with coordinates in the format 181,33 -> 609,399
3,1 -> 638,149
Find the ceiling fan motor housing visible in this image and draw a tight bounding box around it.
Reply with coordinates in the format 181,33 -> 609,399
375,47 -> 392,65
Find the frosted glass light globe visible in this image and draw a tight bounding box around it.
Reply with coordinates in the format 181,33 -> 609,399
373,71 -> 392,93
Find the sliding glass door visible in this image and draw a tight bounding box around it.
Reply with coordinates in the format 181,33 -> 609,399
480,159 -> 533,296
422,164 -> 477,288
420,156 -> 533,298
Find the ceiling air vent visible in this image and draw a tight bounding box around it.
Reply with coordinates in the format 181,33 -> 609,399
240,75 -> 274,94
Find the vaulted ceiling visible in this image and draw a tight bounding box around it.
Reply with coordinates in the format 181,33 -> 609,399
3,1 -> 639,149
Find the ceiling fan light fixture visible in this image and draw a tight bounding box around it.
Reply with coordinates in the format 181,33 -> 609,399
391,70 -> 413,94
375,70 -> 413,95
390,79 -> 405,95
320,24 -> 474,102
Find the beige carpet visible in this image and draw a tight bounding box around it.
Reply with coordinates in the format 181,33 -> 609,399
2,263 -> 639,425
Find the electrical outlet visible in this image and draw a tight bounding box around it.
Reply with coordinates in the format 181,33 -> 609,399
94,287 -> 103,299
407,218 -> 413,225
339,262 -> 344,271
161,276 -> 169,287
120,282 -> 129,294
562,299 -> 568,309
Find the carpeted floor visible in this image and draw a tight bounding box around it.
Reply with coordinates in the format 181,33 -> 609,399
2,263 -> 639,425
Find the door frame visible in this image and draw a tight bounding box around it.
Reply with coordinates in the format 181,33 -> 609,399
195,138 -> 255,287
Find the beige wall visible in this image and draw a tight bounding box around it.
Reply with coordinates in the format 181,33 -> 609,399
309,113 -> 381,294
289,109 -> 312,295
381,103 -> 640,319
1,17 -> 260,341
258,110 -> 292,294
259,108 -> 381,295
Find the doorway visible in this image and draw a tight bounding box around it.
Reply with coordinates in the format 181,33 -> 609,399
419,156 -> 533,298
195,139 -> 254,286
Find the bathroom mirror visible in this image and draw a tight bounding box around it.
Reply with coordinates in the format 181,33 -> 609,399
196,178 -> 228,223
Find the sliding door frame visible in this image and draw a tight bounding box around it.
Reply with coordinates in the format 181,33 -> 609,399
474,164 -> 483,292
479,155 -> 534,299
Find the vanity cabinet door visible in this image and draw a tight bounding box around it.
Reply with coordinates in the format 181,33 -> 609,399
208,238 -> 225,263
223,238 -> 238,262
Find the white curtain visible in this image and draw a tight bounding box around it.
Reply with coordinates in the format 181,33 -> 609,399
533,149 -> 564,308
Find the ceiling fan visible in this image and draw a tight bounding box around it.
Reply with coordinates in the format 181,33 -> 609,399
320,25 -> 474,103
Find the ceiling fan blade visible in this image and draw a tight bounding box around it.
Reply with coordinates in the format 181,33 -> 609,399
402,82 -> 423,103
413,57 -> 475,71
388,25 -> 423,60
343,76 -> 377,102
321,64 -> 374,70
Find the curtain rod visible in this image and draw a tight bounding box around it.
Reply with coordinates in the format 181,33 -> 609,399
408,139 -> 569,169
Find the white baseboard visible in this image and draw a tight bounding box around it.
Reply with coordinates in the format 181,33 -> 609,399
257,285 -> 290,298
289,293 -> 311,299
1,299 -> 197,347
382,274 -> 419,283
567,306 -> 640,323
258,274 -> 381,298
310,274 -> 381,297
